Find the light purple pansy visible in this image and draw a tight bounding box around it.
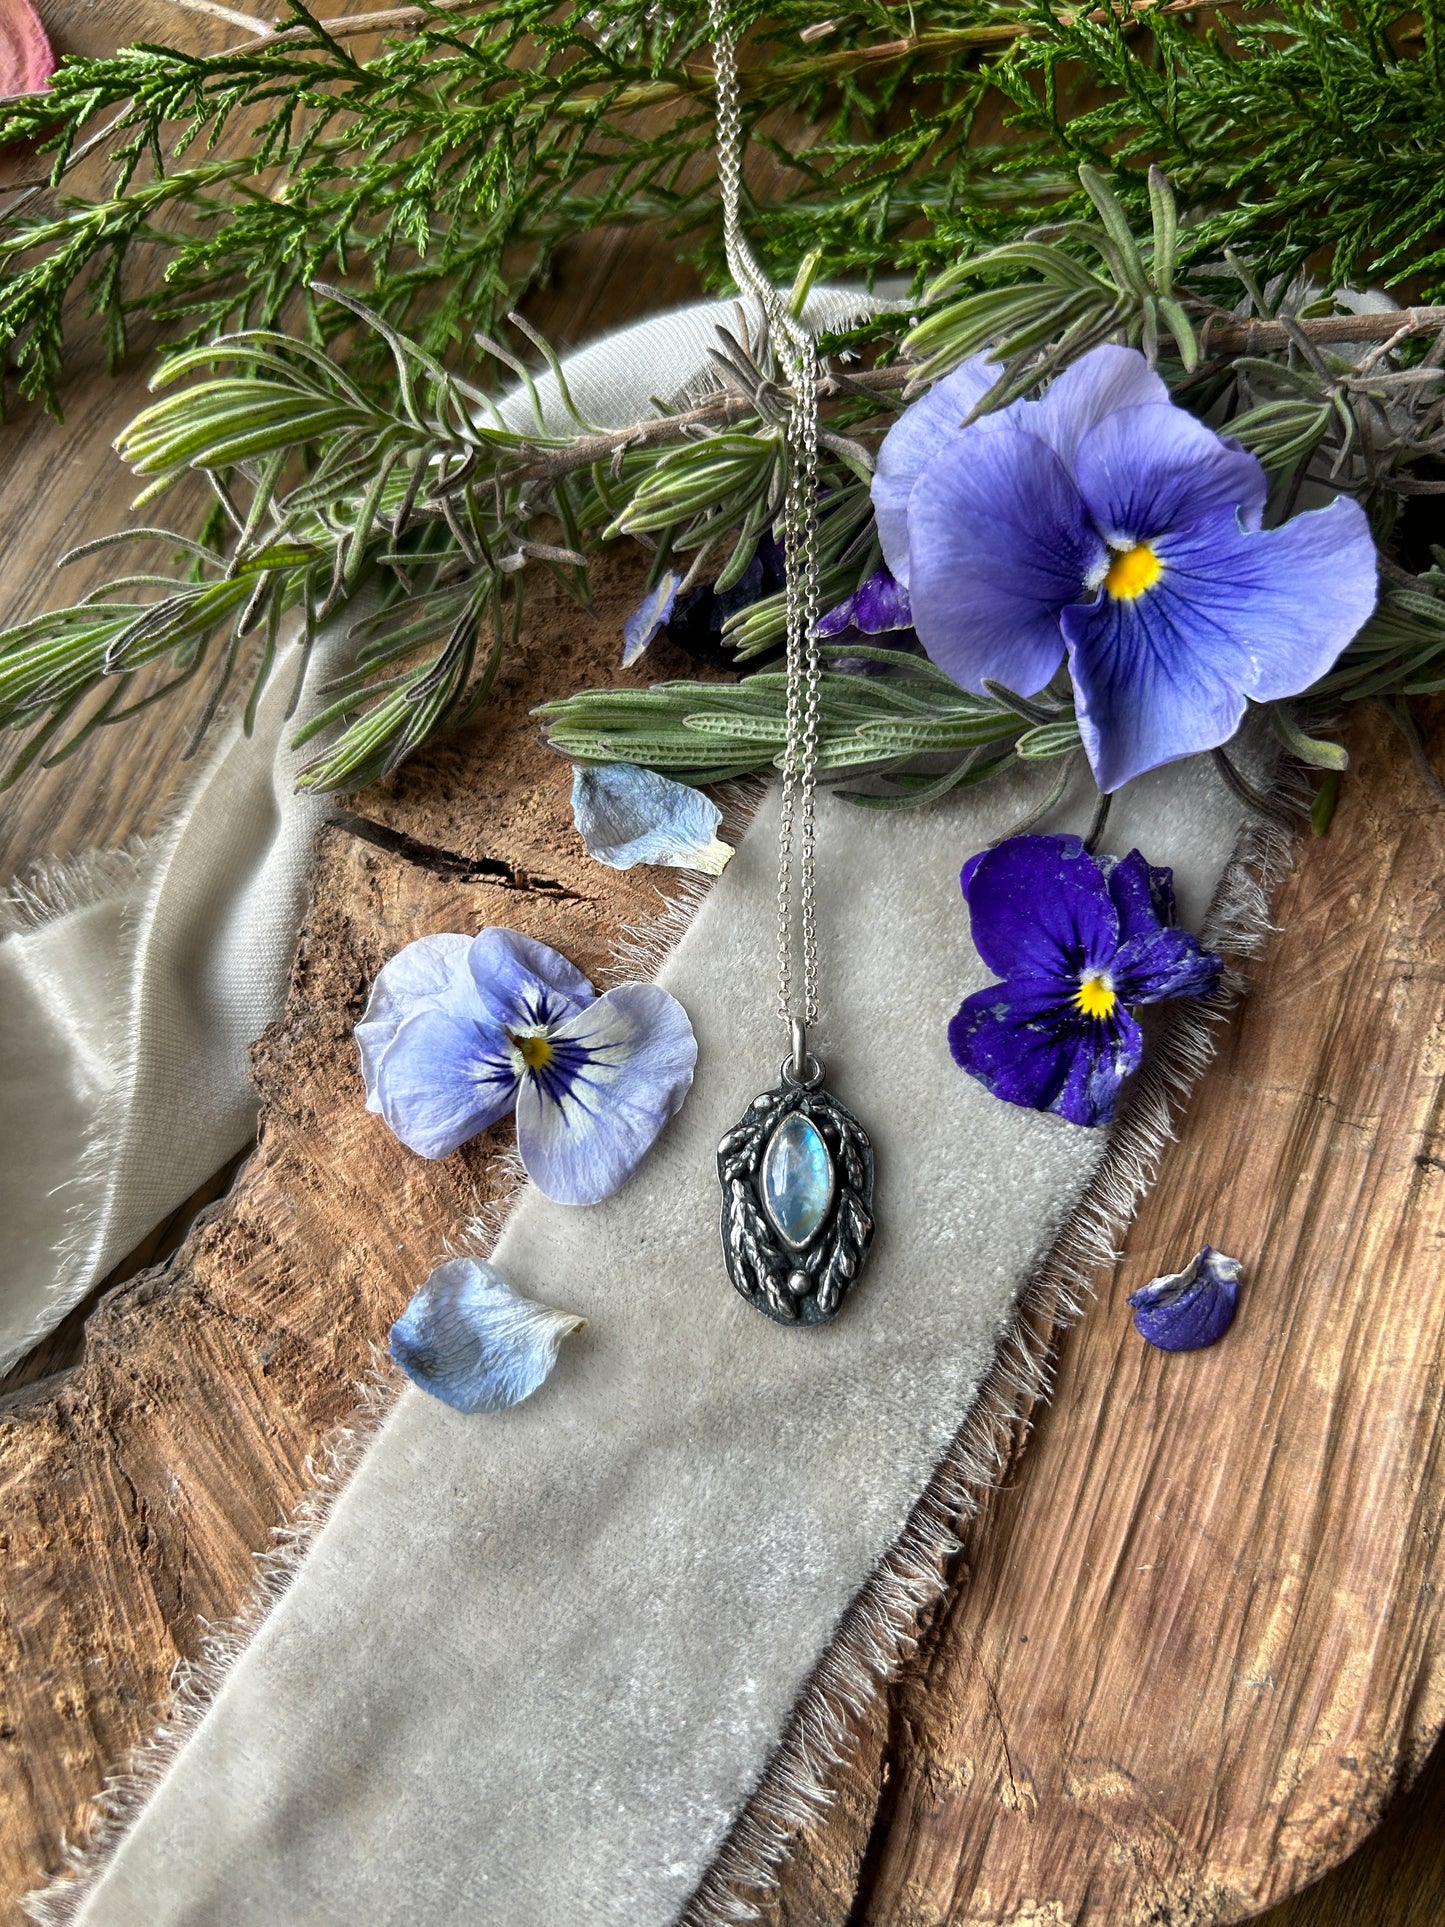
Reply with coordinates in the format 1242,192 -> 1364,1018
949,833 -> 1221,1127
874,344 -> 1379,791
357,926 -> 697,1205
1128,1245 -> 1241,1351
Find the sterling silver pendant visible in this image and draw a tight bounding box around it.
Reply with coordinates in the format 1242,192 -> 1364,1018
717,1054 -> 874,1327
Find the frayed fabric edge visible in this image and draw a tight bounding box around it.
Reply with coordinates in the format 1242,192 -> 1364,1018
680,804 -> 1294,1927
23,783 -> 1289,1927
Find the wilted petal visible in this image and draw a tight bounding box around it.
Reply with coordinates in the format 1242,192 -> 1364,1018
817,566 -> 914,637
356,931 -> 479,1110
372,1007 -> 518,1158
467,926 -> 595,1033
390,1256 -> 584,1413
961,834 -> 1119,982
1112,925 -> 1222,1005
515,982 -> 697,1204
907,422 -> 1103,698
571,763 -> 732,874
948,978 -> 1142,1127
1102,848 -> 1178,940
1129,1245 -> 1241,1351
872,354 -> 999,585
622,571 -> 680,667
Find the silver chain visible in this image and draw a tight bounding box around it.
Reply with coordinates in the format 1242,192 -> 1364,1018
709,2 -> 822,1057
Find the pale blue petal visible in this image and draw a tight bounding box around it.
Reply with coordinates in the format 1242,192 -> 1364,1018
356,932 -> 478,1111
872,354 -> 999,585
623,571 -> 681,667
515,982 -> 697,1205
571,763 -> 732,875
373,1007 -> 519,1158
1073,401 -> 1268,544
390,1256 -> 584,1413
467,926 -> 595,1033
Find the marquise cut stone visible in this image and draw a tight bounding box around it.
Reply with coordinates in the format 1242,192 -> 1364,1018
762,1111 -> 833,1247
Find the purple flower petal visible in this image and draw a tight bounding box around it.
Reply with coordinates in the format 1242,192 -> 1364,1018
948,977 -> 1143,1126
1063,490 -> 1377,791
961,834 -> 1119,981
467,927 -> 595,1034
1017,344 -> 1170,470
514,982 -> 697,1205
817,565 -> 914,637
622,570 -> 680,668
906,422 -> 1104,698
372,1006 -> 519,1159
1111,925 -> 1222,1005
1129,1245 -> 1241,1350
872,354 -> 999,585
356,931 -> 476,1110
1102,848 -> 1177,940
1073,400 -> 1269,546
389,1256 -> 584,1413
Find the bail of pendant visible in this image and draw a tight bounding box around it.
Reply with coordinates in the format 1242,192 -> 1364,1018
717,1055 -> 874,1328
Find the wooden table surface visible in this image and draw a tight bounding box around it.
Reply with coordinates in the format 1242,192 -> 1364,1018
4,5 -> 1445,1923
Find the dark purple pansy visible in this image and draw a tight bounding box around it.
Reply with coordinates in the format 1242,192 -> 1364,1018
818,565 -> 914,637
949,833 -> 1222,1126
1129,1245 -> 1241,1350
874,344 -> 1379,791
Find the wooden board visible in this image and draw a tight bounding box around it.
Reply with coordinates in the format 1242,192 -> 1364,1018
6,4 -> 1445,1922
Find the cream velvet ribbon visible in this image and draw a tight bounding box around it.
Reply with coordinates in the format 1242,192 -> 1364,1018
0,288 -> 885,1377
52,753 -> 1255,1927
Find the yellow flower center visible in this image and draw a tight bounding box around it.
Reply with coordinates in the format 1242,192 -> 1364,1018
1104,541 -> 1162,600
513,1032 -> 554,1071
1074,972 -> 1117,1021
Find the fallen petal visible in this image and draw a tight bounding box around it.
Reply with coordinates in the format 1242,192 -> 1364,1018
622,570 -> 680,667
817,566 -> 914,637
571,762 -> 732,874
1128,1245 -> 1241,1351
389,1256 -> 585,1413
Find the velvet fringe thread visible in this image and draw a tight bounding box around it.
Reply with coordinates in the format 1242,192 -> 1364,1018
26,785 -> 1291,1927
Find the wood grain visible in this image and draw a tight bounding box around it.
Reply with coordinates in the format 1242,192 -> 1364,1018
749,698 -> 1445,1925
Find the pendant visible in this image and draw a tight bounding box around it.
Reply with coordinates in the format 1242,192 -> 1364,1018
717,1054 -> 875,1327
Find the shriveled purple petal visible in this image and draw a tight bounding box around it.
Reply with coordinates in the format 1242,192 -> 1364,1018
817,566 -> 914,637
356,931 -> 476,1109
467,926 -> 595,1034
872,354 -> 998,585
514,982 -> 697,1205
1102,848 -> 1177,940
961,834 -> 1118,983
1129,1245 -> 1241,1351
389,1256 -> 584,1413
371,1007 -> 519,1159
622,570 -> 680,667
1111,925 -> 1222,1005
1074,401 -> 1268,545
948,977 -> 1142,1126
571,762 -> 731,875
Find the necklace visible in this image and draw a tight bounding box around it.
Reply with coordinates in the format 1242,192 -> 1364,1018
709,6 -> 875,1327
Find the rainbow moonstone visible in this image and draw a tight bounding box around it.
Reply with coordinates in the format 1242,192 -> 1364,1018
762,1112 -> 834,1248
